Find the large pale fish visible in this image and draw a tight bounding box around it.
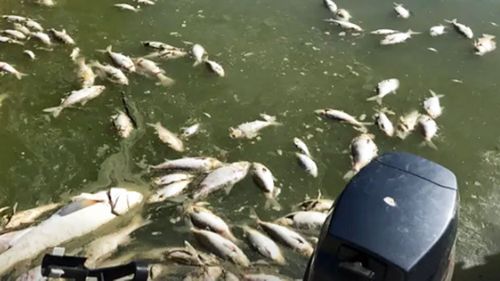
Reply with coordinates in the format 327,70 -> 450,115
335,9 -> 351,21
76,58 -> 96,88
193,162 -> 251,200
91,61 -> 129,85
148,122 -> 185,152
134,57 -> 174,87
192,44 -> 207,66
30,31 -> 52,46
13,24 -> 31,36
315,108 -> 365,129
446,19 -> 473,39
257,218 -> 313,256
418,114 -> 438,149
0,187 -> 143,275
49,29 -> 75,45
150,157 -> 223,172
251,162 -> 277,200
2,15 -> 28,23
187,203 -> 237,241
380,30 -> 419,45
275,211 -> 328,230
147,179 -> 192,203
393,3 -> 410,19
430,25 -> 446,37
0,62 -> 27,79
324,19 -> 362,32
367,78 -> 400,104
242,226 -> 285,264
112,110 -> 134,139
423,90 -> 444,119
191,228 -> 250,267
0,227 -> 33,254
43,85 -> 106,118
474,34 -> 496,56
25,19 -> 43,32
229,114 -> 281,139
104,45 -> 136,72
296,153 -> 318,178
349,133 -> 378,172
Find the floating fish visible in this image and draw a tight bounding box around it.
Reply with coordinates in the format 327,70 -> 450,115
148,122 -> 184,152
2,15 -> 27,23
396,110 -> 420,139
229,114 -> 281,139
23,50 -> 35,60
323,0 -> 338,13
325,18 -> 362,32
429,25 -> 446,37
134,57 -> 174,87
91,61 -> 129,85
12,23 -> 30,36
315,108 -> 366,129
30,31 -> 52,46
205,60 -> 225,77
2,29 -> 27,40
242,226 -> 285,264
192,44 -> 207,66
474,34 -> 496,56
181,123 -> 201,138
76,58 -> 96,88
0,62 -> 27,79
296,194 -> 334,212
257,218 -> 313,257
423,90 -> 444,119
446,19 -> 473,39
275,211 -> 328,230
335,9 -> 351,21
349,133 -> 378,172
293,137 -> 311,157
43,85 -> 106,117
147,179 -> 193,203
0,36 -> 23,45
151,157 -> 223,172
104,45 -> 136,72
191,228 -> 250,267
193,161 -> 251,200
380,30 -> 419,45
153,172 -> 194,186
112,110 -> 134,138
370,29 -> 398,35
49,29 -> 75,45
367,78 -> 400,104
164,241 -> 219,266
3,203 -> 61,230
393,3 -> 410,19
114,3 -> 140,12
418,114 -> 438,149
25,19 -> 44,32
187,203 -> 237,241
374,110 -> 395,137
296,153 -> 318,178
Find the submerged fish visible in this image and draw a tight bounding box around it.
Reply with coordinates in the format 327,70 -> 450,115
112,110 -> 134,138
23,50 -> 36,60
446,19 -> 473,39
91,61 -> 129,85
187,203 -> 237,241
423,90 -> 444,119
192,44 -> 207,66
296,153 -> 318,178
380,29 -> 419,45
367,78 -> 400,104
393,3 -> 410,19
114,3 -> 140,12
0,188 -> 143,275
474,34 -> 496,56
147,179 -> 193,203
205,60 -> 225,77
193,162 -> 251,200
229,114 -> 281,139
151,157 -> 223,172
0,62 -> 27,79
429,25 -> 447,37
43,85 -> 106,117
242,226 -> 285,264
76,58 -> 96,88
191,228 -> 250,267
104,45 -> 136,72
49,29 -> 75,45
148,122 -> 185,152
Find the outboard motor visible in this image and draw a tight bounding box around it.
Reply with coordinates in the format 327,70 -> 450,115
304,152 -> 458,281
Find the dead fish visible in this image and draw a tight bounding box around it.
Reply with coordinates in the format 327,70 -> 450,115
165,241 -> 219,266
114,3 -> 140,12
181,123 -> 201,138
323,0 -> 338,13
24,19 -> 43,32
191,228 -> 250,267
144,48 -> 188,60
184,266 -> 224,281
325,19 -> 362,32
2,29 -> 27,40
42,85 -> 106,117
293,137 -> 311,157
251,163 -> 279,208
474,34 -> 496,56
12,23 -> 30,36
350,133 -> 378,172
151,157 -> 223,172
257,218 -> 313,256
104,45 -> 136,72
192,44 -> 207,66
193,162 -> 251,200
147,179 -> 193,203
393,3 -> 410,19
367,78 -> 399,104
91,61 -> 129,85
315,108 -> 366,129
70,47 -> 80,62
446,19 -> 473,39
148,122 -> 185,152
418,114 -> 438,149
243,274 -> 289,281
296,153 -> 318,178
133,57 -> 174,87
205,60 -> 225,77
275,211 -> 328,230
396,110 -> 420,139
296,194 -> 334,212
35,0 -> 56,7
3,203 -> 61,230
370,29 -> 398,35
0,36 -> 23,45
187,203 -> 237,241
374,111 -> 395,137
229,114 -> 281,139
2,15 -> 28,23
76,58 -> 96,88
0,62 -> 27,80
380,29 -> 419,45
135,0 -> 155,5
153,172 -> 194,186
423,90 -> 444,119
112,110 -> 134,138
30,31 -> 52,46
23,50 -> 35,60
242,226 -> 285,264
141,41 -> 181,50
335,9 -> 351,21
430,25 -> 447,37
49,29 -> 75,45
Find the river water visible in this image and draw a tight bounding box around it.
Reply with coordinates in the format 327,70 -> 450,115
0,0 -> 500,280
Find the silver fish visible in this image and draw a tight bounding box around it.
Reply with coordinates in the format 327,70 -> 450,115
324,0 -> 338,13
165,241 -> 219,266
91,61 -> 129,85
251,162 -> 278,202
474,34 -> 496,56
147,179 -> 193,203
374,111 -> 395,137
42,85 -> 106,117
141,41 -> 180,50
418,114 -> 438,149
367,78 -> 400,104
191,228 -> 250,267
35,0 -> 55,7
76,58 -> 96,88
13,23 -> 31,36
105,45 -> 135,72
25,19 -> 43,32
135,0 -> 155,5
145,48 -> 188,60
114,3 -> 140,12
2,29 -> 27,40
23,50 -> 36,60
70,47 -> 80,62
0,35 -> 23,45
370,29 -> 398,35
181,123 -> 201,138
148,122 -> 185,152
335,9 -> 351,21
380,29 -> 419,45
229,114 -> 281,139
187,203 -> 237,241
134,57 -> 174,87
315,108 -> 365,128
350,133 -> 378,172
325,19 -> 362,32
192,44 -> 207,66
293,137 -> 311,157
243,226 -> 285,264
423,90 -> 444,119
430,25 -> 446,37
205,60 -> 225,77
151,157 -> 223,172
257,218 -> 313,256
446,19 -> 473,39
30,31 -> 52,46
243,274 -> 288,281
112,110 -> 134,138
193,162 -> 251,200
296,196 -> 334,212
2,15 -> 27,23
396,110 -> 420,139
153,172 -> 194,186
296,153 -> 318,178
393,3 -> 410,19
275,211 -> 328,230
49,29 -> 75,45
0,61 -> 27,79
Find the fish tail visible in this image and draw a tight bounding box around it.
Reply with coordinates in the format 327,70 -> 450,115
43,106 -> 64,118
15,72 -> 27,80
248,207 -> 262,223
192,60 -> 202,67
419,140 -> 438,150
264,196 -> 282,211
146,122 -> 160,129
155,73 -> 175,87
444,18 -> 456,24
259,113 -> 276,122
366,95 -> 381,104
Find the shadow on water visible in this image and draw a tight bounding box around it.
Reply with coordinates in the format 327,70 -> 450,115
453,252 -> 500,281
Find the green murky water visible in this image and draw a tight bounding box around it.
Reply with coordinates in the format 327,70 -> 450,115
1,0 -> 500,279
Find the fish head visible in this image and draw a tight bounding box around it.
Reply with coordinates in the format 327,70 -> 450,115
229,128 -> 243,139
146,192 -> 166,204
107,187 -> 143,215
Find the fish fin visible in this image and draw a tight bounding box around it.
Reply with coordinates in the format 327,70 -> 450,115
366,95 -> 382,104
43,106 -> 64,118
15,72 -> 27,80
260,113 -> 276,122
419,140 -> 438,150
146,122 -> 160,129
248,208 -> 262,223
192,60 -> 202,67
96,46 -> 110,53
342,169 -> 357,181
444,19 -> 457,24
264,196 -> 282,211
155,73 -> 175,87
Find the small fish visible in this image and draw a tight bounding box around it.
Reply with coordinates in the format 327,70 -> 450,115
25,19 -> 43,32
153,172 -> 194,186
251,162 -> 278,204
151,157 -> 223,172
293,137 -> 311,157
112,110 -> 134,138
335,9 -> 351,21
370,29 -> 398,35
91,61 -> 129,85
323,0 -> 338,13
49,29 -> 75,45
325,19 -> 362,32
418,114 -> 438,149
296,153 -> 318,178
30,31 -> 52,46
275,211 -> 328,230
242,226 -> 285,264
192,44 -> 207,66
374,111 -> 395,137
257,218 -> 313,257
393,3 -> 410,19
114,3 -> 140,12
144,48 -> 188,60
141,41 -> 182,51
427,47 -> 438,53
147,179 -> 192,203
0,62 -> 27,80
193,162 -> 251,200
446,19 -> 473,39
380,29 -> 419,45
396,110 -> 420,139
35,0 -> 56,7
165,241 -> 219,266
70,47 -> 80,62
148,122 -> 185,152
42,85 -> 106,117
2,29 -> 27,40
23,50 -> 35,60
187,203 -> 237,241
429,25 -> 446,37
104,45 -> 135,72
0,36 -> 23,45
191,228 -> 250,267
76,58 -> 96,88
12,23 -> 30,36
133,57 -> 174,87
2,15 -> 27,23
181,123 -> 201,138
229,114 -> 281,139
315,108 -> 366,128
423,90 -> 444,119
367,78 -> 400,104
135,0 -> 155,5
474,34 -> 496,56
350,133 -> 378,172
205,60 -> 225,77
